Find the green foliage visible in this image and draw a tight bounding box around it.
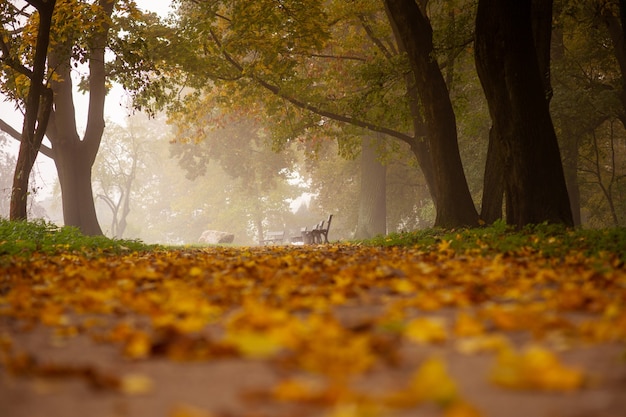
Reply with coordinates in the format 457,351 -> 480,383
0,218 -> 153,257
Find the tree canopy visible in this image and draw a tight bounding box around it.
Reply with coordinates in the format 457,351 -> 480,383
3,0 -> 626,236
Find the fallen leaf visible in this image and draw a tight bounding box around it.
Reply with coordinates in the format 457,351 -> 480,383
490,345 -> 585,391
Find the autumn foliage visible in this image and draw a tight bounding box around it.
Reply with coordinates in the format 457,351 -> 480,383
1,221 -> 625,417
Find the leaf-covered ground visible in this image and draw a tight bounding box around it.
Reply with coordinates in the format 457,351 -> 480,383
1,236 -> 625,417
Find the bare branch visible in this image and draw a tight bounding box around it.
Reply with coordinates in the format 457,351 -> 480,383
0,118 -> 54,158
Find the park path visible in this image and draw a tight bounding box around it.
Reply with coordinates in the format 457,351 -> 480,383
1,244 -> 625,417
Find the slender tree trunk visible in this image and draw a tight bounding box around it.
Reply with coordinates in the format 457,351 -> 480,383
354,135 -> 387,239
552,25 -> 582,225
384,0 -> 479,228
602,1 -> 626,126
117,157 -> 137,238
480,127 -> 505,223
10,1 -> 55,220
475,0 -> 573,227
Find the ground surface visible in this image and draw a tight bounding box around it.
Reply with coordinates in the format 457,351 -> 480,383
1,243 -> 625,417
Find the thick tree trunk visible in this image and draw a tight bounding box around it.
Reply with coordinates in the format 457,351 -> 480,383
480,0 -> 555,225
475,0 -> 573,227
384,0 -> 479,228
47,50 -> 103,235
44,0 -> 114,235
9,1 -> 55,220
54,142 -> 103,235
354,136 -> 387,239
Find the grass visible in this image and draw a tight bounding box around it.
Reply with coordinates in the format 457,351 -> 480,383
1,218 -> 625,264
360,220 -> 626,263
0,218 -> 155,257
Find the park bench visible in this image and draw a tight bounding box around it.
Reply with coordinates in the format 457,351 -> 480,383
260,230 -> 285,245
300,214 -> 333,244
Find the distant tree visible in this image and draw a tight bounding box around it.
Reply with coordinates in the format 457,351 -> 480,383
354,135 -> 387,239
170,113 -> 302,243
93,120 -> 151,238
0,134 -> 17,217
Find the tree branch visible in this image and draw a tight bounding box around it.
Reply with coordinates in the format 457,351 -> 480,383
208,28 -> 416,147
0,118 -> 54,158
358,15 -> 397,60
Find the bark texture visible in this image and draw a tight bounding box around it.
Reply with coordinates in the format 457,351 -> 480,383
384,0 -> 479,228
9,1 -> 55,220
475,0 -> 573,227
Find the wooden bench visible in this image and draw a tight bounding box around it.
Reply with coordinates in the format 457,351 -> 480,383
260,230 -> 285,245
300,214 -> 333,244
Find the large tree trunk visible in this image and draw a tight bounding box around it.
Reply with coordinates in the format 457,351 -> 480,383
9,1 -> 55,220
479,0 -> 555,225
354,136 -> 387,239
384,0 -> 479,228
46,49 -> 103,235
475,0 -> 573,227
45,0 -> 114,235
53,142 -> 103,235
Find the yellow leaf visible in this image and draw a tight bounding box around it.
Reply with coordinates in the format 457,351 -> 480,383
454,312 -> 485,337
169,404 -> 215,417
405,317 -> 447,344
444,401 -> 484,417
224,331 -> 282,358
188,266 -> 203,277
455,334 -> 511,355
120,373 -> 153,395
273,377 -> 327,402
391,279 -> 415,294
326,403 -> 381,417
409,357 -> 458,406
124,331 -> 152,359
490,345 -> 584,391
